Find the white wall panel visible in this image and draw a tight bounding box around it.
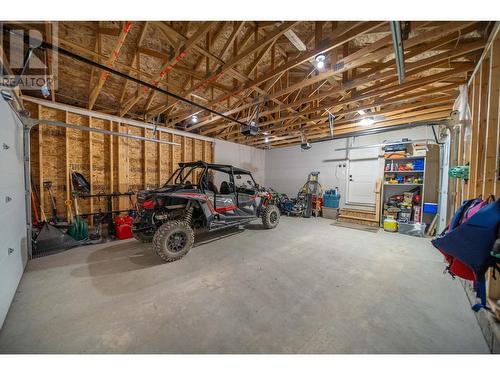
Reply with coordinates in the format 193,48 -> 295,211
214,139 -> 266,186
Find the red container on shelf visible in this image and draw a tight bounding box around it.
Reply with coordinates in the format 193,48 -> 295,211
114,215 -> 134,240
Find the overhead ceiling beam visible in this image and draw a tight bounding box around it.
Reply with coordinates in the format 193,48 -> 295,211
219,21 -> 246,61
245,97 -> 455,146
118,21 -> 149,107
200,38 -> 483,135
88,21 -> 133,110
236,67 -> 468,142
227,79 -> 463,142
165,21 -> 297,112
14,31 -> 252,128
144,22 -> 231,114
357,23 -> 481,80
187,22 -> 475,132
167,22 -> 384,125
119,21 -> 214,116
263,109 -> 452,148
149,21 -> 248,116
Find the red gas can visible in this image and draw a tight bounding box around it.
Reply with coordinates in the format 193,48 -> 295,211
114,215 -> 134,240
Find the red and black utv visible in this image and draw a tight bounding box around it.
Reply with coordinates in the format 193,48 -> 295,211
132,161 -> 280,262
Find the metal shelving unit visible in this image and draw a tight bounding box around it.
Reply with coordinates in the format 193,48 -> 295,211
380,156 -> 427,225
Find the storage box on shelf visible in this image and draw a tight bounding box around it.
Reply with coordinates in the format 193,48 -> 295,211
423,202 -> 438,214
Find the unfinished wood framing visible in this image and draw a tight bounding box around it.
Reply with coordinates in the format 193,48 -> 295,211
26,101 -> 214,222
454,30 -> 500,319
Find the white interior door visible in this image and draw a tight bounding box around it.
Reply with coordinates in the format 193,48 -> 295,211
347,158 -> 379,205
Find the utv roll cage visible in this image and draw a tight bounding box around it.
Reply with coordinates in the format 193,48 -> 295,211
163,161 -> 257,192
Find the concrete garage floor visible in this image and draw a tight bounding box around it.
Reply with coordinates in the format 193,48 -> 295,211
0,216 -> 489,353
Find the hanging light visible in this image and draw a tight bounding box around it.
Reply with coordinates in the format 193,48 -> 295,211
264,137 -> 269,143
191,114 -> 198,123
315,54 -> 326,69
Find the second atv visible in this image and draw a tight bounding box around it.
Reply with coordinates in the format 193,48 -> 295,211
132,161 -> 280,262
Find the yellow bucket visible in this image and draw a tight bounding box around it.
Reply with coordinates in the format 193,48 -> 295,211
383,218 -> 398,232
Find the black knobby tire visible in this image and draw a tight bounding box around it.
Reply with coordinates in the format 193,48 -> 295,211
152,220 -> 194,262
262,204 -> 280,229
133,231 -> 154,243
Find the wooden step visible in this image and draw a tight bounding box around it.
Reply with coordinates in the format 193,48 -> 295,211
338,208 -> 379,227
339,208 -> 376,219
340,207 -> 375,215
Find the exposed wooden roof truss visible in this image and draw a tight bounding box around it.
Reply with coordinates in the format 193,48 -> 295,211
2,21 -> 492,148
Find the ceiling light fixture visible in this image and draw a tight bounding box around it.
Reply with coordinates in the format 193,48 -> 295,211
359,117 -> 375,126
191,114 -> 198,123
315,54 -> 326,69
264,137 -> 269,143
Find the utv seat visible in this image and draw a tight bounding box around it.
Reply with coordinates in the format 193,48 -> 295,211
207,181 -> 219,194
220,181 -> 231,195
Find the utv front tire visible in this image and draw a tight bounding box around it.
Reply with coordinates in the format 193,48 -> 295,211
262,204 -> 280,229
152,220 -> 194,262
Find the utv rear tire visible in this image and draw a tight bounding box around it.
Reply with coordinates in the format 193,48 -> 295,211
133,231 -> 153,243
262,204 -> 280,229
152,220 -> 194,262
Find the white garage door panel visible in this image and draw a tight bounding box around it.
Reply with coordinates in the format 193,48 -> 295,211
0,97 -> 27,329
0,189 -> 25,223
0,245 -> 25,326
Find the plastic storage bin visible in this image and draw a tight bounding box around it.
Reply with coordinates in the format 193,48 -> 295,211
423,203 -> 438,214
412,158 -> 425,171
397,221 -> 426,237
